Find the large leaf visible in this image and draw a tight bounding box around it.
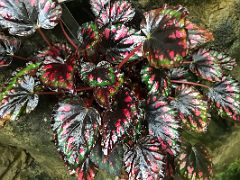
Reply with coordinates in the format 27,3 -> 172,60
176,143 -> 213,180
170,85 -> 209,133
185,20 -> 214,49
100,24 -> 144,64
76,158 -> 97,180
90,142 -> 123,176
145,95 -> 180,155
190,49 -> 223,82
123,135 -> 166,179
90,0 -> 135,28
52,98 -> 101,167
0,34 -> 21,67
80,61 -> 116,87
207,76 -> 240,121
0,75 -> 39,125
141,65 -> 170,96
140,5 -> 188,68
0,0 -> 62,36
38,43 -> 76,92
77,21 -> 99,50
101,88 -> 142,155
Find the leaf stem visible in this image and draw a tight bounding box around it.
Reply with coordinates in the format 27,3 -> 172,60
118,43 -> 142,69
76,87 -> 93,92
11,55 -> 29,61
59,20 -> 78,50
35,91 -> 63,95
171,80 -> 209,89
36,28 -> 52,48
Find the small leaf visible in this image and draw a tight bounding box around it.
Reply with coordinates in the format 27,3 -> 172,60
80,61 -> 116,87
141,65 -> 170,96
145,95 -> 180,155
101,88 -> 142,155
0,34 -> 21,67
0,0 -> 62,36
190,49 -> 223,82
141,5 -> 188,68
0,75 -> 39,125
52,98 -> 101,167
90,142 -> 123,176
170,85 -> 209,133
77,21 -> 99,50
93,71 -> 124,109
176,143 -> 213,180
168,67 -> 189,81
123,135 -> 166,179
76,158 -> 97,180
38,43 -> 76,92
100,24 -> 144,64
207,76 -> 240,121
90,0 -> 135,28
185,20 -> 214,49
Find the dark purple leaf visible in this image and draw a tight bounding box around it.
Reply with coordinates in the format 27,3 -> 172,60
176,143 -> 213,179
145,95 -> 180,155
141,65 -> 170,96
185,20 -> 214,49
101,88 -> 142,155
52,98 -> 101,167
77,21 -> 99,50
0,33 -> 21,67
207,76 -> 240,121
123,135 -> 166,179
90,142 -> 123,176
0,75 -> 39,125
190,49 -> 223,82
170,85 -> 209,133
168,67 -> 189,81
100,24 -> 144,64
140,5 -> 188,68
90,0 -> 135,28
0,0 -> 62,36
38,43 -> 76,92
77,158 -> 97,180
80,61 -> 116,87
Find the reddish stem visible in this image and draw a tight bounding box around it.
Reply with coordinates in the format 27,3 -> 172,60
171,80 -> 209,89
36,91 -> 63,95
59,20 -> 78,50
76,87 -> 93,92
11,55 -> 29,61
118,43 -> 142,69
36,28 -> 52,48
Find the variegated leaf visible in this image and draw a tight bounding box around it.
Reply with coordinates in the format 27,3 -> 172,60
0,33 -> 21,67
0,0 -> 62,36
0,75 -> 39,125
141,65 -> 170,96
38,43 -> 76,92
52,98 -> 101,167
185,20 -> 214,49
123,135 -> 167,179
207,76 -> 240,121
190,49 -> 223,82
101,88 -> 141,155
90,0 -> 135,28
141,5 -> 188,68
176,143 -> 213,180
145,95 -> 180,155
100,24 -> 144,64
170,85 -> 209,132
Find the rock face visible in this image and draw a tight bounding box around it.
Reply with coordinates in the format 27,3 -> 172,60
0,0 -> 240,179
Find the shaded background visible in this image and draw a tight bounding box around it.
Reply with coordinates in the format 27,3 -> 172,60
0,0 -> 240,179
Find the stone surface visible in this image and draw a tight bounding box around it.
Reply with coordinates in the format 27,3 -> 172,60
0,0 -> 240,179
